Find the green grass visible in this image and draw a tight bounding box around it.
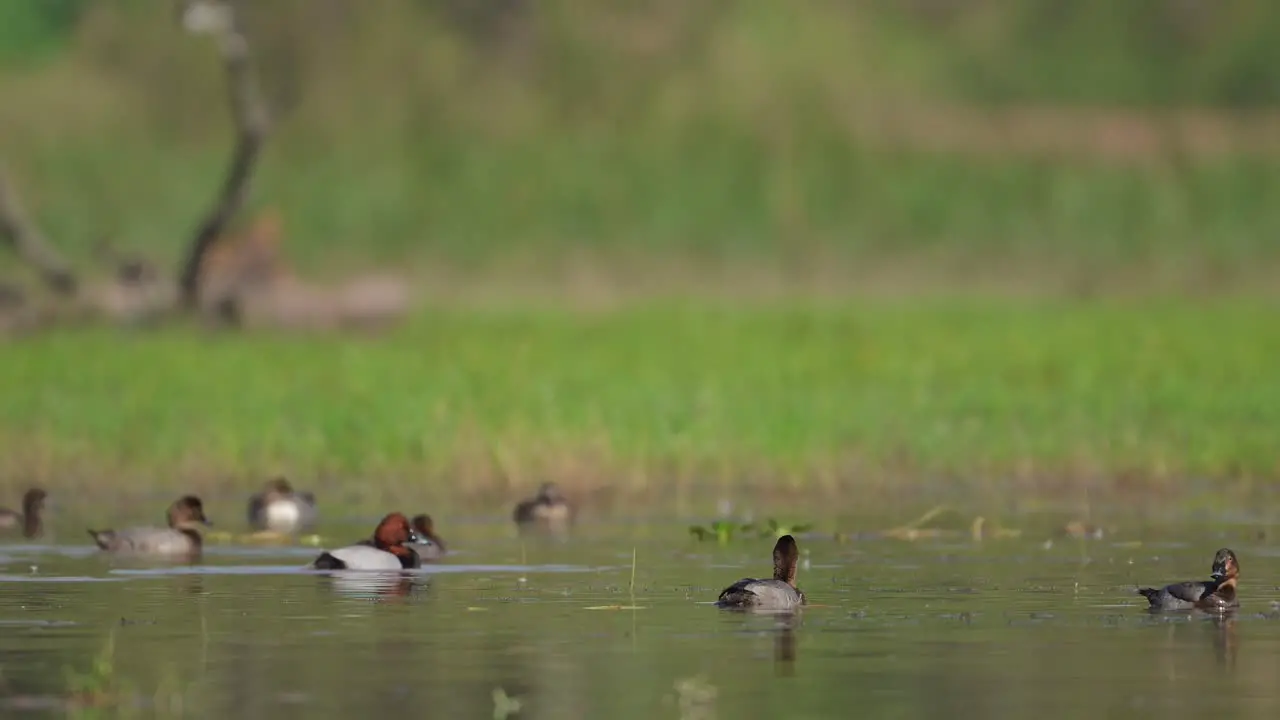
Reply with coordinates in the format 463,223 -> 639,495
3,300 -> 1278,502
6,131 -> 1280,297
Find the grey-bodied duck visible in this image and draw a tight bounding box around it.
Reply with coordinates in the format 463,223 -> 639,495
1138,548 -> 1239,612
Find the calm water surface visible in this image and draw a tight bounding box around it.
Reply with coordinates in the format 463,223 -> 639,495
2,513 -> 1280,718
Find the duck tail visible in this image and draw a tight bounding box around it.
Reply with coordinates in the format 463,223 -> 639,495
716,589 -> 754,608
86,529 -> 114,550
1136,587 -> 1159,602
312,552 -> 347,570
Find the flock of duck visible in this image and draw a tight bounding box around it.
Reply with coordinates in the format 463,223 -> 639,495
0,484 -> 1243,613
0,480 -> 570,569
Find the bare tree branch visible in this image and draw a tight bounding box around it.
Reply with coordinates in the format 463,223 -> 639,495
0,163 -> 77,295
176,0 -> 270,308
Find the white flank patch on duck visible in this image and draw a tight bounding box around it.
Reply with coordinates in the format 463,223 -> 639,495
264,501 -> 302,531
324,545 -> 404,571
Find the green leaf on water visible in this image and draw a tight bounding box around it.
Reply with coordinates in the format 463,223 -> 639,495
493,686 -> 522,719
690,520 -> 754,544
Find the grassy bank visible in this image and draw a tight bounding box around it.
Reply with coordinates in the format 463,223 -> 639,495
2,300 -> 1277,505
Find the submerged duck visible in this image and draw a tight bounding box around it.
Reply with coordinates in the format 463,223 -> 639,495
717,534 -> 806,611
246,476 -> 317,534
88,495 -> 213,556
410,514 -> 448,562
512,482 -> 574,532
312,512 -> 423,571
1138,548 -> 1240,612
0,488 -> 47,539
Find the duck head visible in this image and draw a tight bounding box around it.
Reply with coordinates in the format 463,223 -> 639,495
771,534 -> 801,588
20,487 -> 47,539
21,488 -> 47,513
411,514 -> 446,550
373,512 -> 421,553
1211,548 -> 1239,581
168,495 -> 213,529
537,482 -> 564,503
263,476 -> 295,498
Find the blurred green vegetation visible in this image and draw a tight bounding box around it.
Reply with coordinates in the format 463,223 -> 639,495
2,301 -> 1277,496
0,1 -> 1278,289
8,1 -> 1280,107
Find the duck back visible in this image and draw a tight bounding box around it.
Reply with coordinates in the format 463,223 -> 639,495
89,527 -> 200,555
718,578 -> 805,610
1139,579 -> 1235,611
313,544 -> 418,571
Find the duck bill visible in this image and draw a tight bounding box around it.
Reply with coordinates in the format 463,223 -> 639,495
1210,566 -> 1227,581
408,529 -> 425,544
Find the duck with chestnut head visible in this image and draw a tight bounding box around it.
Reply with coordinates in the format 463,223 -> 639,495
1138,548 -> 1240,612
312,513 -> 423,570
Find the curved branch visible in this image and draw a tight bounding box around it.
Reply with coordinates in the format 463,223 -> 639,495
176,0 -> 270,308
0,163 -> 77,295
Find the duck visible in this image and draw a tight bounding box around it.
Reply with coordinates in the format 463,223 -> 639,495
312,512 -> 423,570
1138,548 -> 1239,612
716,534 -> 806,611
88,495 -> 212,557
0,488 -> 47,539
512,482 -> 574,532
246,476 -> 317,534
410,514 -> 448,562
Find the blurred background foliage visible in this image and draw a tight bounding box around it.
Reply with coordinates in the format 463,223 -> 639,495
2,0 -> 1278,290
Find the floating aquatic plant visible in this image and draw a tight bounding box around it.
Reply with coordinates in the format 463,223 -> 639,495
492,687 -> 522,720
62,630 -> 122,711
688,520 -> 753,545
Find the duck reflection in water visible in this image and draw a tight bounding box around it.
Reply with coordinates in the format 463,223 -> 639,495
1211,613 -> 1237,671
325,572 -> 428,600
773,614 -> 799,677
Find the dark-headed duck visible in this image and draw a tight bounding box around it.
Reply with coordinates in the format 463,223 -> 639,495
88,495 -> 212,556
410,514 -> 447,562
0,488 -> 47,539
246,476 -> 317,534
312,512 -> 423,570
717,534 -> 806,611
1138,548 -> 1239,612
512,482 -> 573,532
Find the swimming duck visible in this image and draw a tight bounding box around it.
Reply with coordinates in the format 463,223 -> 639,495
88,495 -> 212,556
716,534 -> 806,611
0,488 -> 47,539
512,482 -> 574,532
246,476 -> 317,534
410,514 -> 448,562
312,512 -> 423,570
1138,548 -> 1239,612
